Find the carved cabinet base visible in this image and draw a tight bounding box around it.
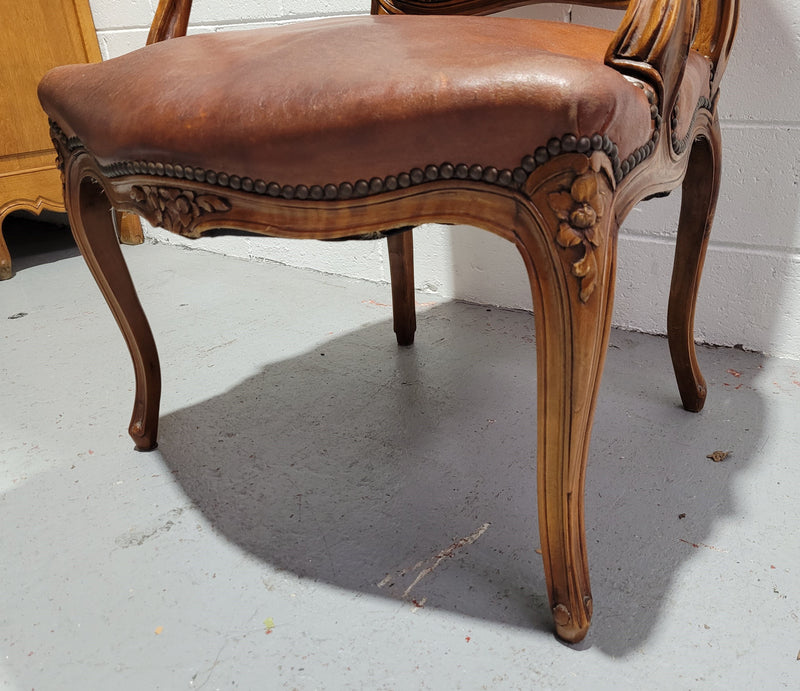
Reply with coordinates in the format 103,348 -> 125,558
0,0 -> 143,280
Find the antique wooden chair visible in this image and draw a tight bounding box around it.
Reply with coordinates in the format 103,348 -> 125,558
38,0 -> 738,641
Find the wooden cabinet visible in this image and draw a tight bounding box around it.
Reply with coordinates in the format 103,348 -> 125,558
0,0 -> 142,280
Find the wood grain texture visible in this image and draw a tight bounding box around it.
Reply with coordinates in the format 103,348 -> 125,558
147,0 -> 193,44
694,0 -> 739,93
0,169 -> 65,279
0,0 -> 142,279
607,0 -> 697,112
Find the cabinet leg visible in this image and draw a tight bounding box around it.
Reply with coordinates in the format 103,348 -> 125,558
0,222 -> 12,280
117,211 -> 145,245
0,228 -> 14,281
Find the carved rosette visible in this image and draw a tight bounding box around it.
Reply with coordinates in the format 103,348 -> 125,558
130,185 -> 231,237
547,156 -> 612,303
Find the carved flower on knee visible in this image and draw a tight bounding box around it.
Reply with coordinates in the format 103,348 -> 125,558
547,159 -> 611,303
131,185 -> 230,236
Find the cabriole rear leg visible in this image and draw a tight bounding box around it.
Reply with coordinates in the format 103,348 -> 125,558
387,228 -> 416,346
668,118 -> 722,412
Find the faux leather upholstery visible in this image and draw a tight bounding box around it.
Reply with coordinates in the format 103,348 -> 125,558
39,16 -> 673,190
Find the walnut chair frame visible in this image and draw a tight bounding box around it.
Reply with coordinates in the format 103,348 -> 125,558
40,0 -> 738,642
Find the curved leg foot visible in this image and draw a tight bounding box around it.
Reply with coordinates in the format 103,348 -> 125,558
668,119 -> 722,413
517,155 -> 619,642
387,228 -> 416,346
65,170 -> 161,450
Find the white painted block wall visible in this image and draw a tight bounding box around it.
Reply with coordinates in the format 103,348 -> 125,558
86,0 -> 800,358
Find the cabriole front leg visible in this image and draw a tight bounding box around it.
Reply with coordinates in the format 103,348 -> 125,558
517,153 -> 619,642
64,159 -> 161,450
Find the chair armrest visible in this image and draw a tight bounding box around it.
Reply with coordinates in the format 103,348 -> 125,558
147,0 -> 193,44
606,0 -> 698,115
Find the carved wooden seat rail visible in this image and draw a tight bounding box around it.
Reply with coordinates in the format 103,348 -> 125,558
38,0 -> 738,642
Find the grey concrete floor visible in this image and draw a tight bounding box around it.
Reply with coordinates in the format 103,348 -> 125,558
1,218 -> 799,689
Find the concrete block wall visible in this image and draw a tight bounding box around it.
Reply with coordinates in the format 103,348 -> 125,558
87,1 -> 800,358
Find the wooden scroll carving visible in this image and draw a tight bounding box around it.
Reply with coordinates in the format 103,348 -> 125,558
129,185 -> 230,237
607,0 -> 698,113
693,0 -> 739,93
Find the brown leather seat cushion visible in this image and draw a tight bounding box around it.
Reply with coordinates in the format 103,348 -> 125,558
38,16 -> 697,191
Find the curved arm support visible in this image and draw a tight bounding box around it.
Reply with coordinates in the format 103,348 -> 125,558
607,0 -> 697,114
693,0 -> 739,92
147,0 -> 193,44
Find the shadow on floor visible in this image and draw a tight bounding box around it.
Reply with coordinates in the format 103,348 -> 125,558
2,212 -> 78,277
153,302 -> 765,654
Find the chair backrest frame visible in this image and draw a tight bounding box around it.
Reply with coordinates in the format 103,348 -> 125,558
373,0 -> 628,16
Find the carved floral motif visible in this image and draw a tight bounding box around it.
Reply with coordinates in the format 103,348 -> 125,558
130,185 -> 230,236
547,157 -> 611,303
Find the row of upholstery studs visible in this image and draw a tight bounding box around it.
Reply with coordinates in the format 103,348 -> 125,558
671,96 -> 714,155
101,133 -> 626,200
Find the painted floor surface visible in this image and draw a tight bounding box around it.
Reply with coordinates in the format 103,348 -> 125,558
1,221 -> 799,689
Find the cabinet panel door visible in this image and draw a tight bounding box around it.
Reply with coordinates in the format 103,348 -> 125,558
0,1 -> 100,165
